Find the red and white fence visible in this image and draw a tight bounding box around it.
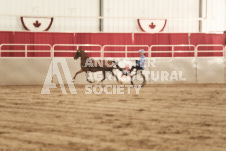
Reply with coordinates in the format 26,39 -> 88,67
0,44 -> 225,58
0,44 -> 226,85
0,44 -> 52,57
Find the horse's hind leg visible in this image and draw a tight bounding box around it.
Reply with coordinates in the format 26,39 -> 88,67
112,70 -> 121,83
100,71 -> 106,82
72,69 -> 84,82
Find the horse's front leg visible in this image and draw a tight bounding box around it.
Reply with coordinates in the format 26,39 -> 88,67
72,69 -> 84,82
86,71 -> 95,83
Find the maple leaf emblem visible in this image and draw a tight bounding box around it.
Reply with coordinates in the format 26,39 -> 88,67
149,22 -> 156,29
33,20 -> 41,28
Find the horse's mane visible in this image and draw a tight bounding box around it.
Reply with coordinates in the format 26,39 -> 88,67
80,50 -> 89,58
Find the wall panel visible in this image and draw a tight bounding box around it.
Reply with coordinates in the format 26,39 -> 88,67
103,0 -> 199,32
202,0 -> 225,32
0,0 -> 225,32
0,0 -> 100,32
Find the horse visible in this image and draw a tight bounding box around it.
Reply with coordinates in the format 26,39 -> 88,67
72,48 -> 122,83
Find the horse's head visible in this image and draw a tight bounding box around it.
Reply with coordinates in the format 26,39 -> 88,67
74,48 -> 82,60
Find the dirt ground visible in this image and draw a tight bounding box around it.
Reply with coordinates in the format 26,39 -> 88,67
0,84 -> 226,151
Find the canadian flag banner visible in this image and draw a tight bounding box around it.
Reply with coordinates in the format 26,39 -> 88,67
137,19 -> 167,33
21,17 -> 54,32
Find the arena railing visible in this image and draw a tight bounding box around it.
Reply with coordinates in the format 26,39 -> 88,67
149,44 -> 225,57
0,44 -> 225,58
195,45 -> 225,57
52,44 -> 102,57
149,45 -> 196,57
102,45 -> 149,58
0,44 -> 52,57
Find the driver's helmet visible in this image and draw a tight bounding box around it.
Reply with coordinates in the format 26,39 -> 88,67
138,49 -> 145,53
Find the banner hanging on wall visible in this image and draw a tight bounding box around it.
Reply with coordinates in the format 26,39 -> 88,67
21,17 -> 54,32
137,19 -> 167,33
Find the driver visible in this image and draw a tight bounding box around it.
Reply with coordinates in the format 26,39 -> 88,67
122,49 -> 146,76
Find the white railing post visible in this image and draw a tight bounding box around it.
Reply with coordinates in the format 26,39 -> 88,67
225,45 -> 226,84
172,45 -> 174,57
125,45 -> 128,58
101,46 -> 103,58
0,44 -> 1,57
223,45 -> 226,58
195,45 -> 198,83
195,45 -> 198,57
50,45 -> 53,58
53,44 -> 56,58
102,45 -> 106,58
25,44 -> 27,58
148,46 -> 151,58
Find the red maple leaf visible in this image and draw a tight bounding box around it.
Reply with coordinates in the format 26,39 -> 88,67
33,20 -> 41,28
149,22 -> 156,29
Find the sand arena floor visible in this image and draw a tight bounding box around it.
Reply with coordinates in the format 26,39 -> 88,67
0,84 -> 226,151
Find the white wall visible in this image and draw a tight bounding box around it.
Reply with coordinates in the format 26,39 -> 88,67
103,0 -> 199,32
0,0 -> 225,33
202,0 -> 225,32
0,0 -> 100,32
225,0 -> 226,32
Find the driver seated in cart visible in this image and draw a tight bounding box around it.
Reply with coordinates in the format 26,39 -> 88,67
122,49 -> 146,76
